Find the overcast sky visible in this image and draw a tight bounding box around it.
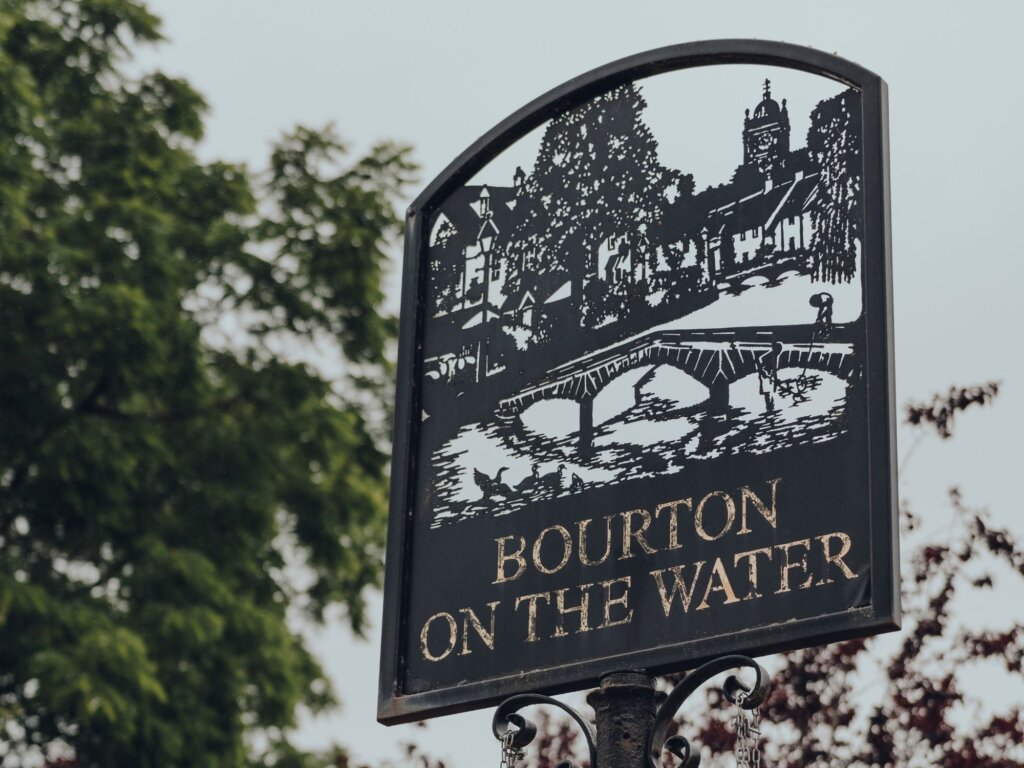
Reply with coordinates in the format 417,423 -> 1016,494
140,2 -> 1024,765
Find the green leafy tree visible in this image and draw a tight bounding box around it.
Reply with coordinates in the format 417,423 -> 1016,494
0,2 -> 414,766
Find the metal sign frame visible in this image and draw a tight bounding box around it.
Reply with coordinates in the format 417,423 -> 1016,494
379,39 -> 897,725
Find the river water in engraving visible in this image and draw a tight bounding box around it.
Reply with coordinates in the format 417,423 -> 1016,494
430,369 -> 848,526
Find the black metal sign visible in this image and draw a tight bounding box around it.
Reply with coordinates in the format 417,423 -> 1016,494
379,40 -> 897,724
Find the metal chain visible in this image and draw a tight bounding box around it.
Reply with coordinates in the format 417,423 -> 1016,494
499,728 -> 525,768
732,692 -> 763,768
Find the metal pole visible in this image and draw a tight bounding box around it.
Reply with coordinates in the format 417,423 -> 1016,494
585,671 -> 657,768
491,656 -> 768,768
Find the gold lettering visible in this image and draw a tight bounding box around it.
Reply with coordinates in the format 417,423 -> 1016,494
694,491 -> 736,541
420,612 -> 458,662
697,557 -> 741,610
776,539 -> 814,593
733,546 -> 774,600
514,591 -> 550,642
494,535 -> 527,584
650,562 -> 706,616
599,576 -> 633,629
655,498 -> 691,550
578,516 -> 614,566
458,602 -> 499,655
816,532 -> 857,584
620,509 -> 659,559
532,525 -> 572,575
738,478 -> 780,533
553,584 -> 593,637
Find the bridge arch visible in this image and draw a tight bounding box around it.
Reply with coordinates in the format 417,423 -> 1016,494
592,363 -> 716,423
494,334 -> 857,456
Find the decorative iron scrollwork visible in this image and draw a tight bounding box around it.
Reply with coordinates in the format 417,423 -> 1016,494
646,655 -> 770,768
492,693 -> 598,768
491,656 -> 768,768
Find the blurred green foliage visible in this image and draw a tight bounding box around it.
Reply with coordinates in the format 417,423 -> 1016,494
0,1 -> 415,765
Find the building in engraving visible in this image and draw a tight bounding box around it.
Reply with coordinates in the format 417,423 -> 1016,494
675,79 -> 820,285
743,79 -> 791,175
424,172 -> 530,385
428,183 -> 517,322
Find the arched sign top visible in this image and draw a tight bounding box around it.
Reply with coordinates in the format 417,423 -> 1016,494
381,40 -> 895,725
411,39 -> 885,214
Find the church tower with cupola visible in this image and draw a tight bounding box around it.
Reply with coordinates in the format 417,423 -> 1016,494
742,79 -> 791,175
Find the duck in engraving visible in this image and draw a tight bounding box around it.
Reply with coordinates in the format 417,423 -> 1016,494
569,472 -> 585,493
516,464 -> 541,494
473,467 -> 513,501
537,464 -> 566,494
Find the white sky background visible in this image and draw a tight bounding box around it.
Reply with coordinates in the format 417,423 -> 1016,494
138,2 -> 1024,765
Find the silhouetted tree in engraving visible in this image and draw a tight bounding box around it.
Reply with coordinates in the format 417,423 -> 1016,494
528,381 -> 1023,768
807,89 -> 862,283
502,83 -> 690,330
657,234 -> 711,303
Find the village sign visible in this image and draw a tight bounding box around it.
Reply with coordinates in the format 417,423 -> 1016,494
378,39 -> 898,725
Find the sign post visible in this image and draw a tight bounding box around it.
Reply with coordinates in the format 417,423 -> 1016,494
379,39 -> 896,766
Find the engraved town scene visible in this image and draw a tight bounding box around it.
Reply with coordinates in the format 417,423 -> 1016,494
420,72 -> 864,524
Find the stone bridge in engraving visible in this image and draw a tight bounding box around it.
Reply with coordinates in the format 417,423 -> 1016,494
495,325 -> 857,454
